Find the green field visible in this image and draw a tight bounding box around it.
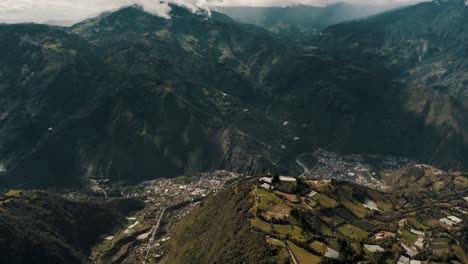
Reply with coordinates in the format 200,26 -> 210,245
340,197 -> 369,218
287,241 -> 321,264
274,224 -> 307,242
310,241 -> 327,254
338,224 -> 368,239
313,193 -> 338,208
4,190 -> 23,197
407,217 -> 429,230
250,216 -> 273,233
399,227 -> 418,245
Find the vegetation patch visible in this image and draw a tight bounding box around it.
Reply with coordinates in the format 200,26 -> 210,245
338,224 -> 368,240
313,193 -> 338,208
287,241 -> 321,264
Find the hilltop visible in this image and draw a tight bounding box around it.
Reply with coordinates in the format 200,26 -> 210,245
162,172 -> 468,263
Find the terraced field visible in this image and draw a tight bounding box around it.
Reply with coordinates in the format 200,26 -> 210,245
244,173 -> 468,263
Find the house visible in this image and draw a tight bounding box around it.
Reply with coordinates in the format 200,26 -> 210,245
398,219 -> 407,227
260,183 -> 272,190
259,177 -> 272,184
447,215 -> 462,224
364,244 -> 385,253
414,237 -> 424,249
325,247 -> 340,259
410,229 -> 424,237
279,176 -> 296,182
439,218 -> 454,227
397,255 -> 410,264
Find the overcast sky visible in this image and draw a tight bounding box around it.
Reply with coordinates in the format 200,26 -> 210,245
0,0 -> 428,23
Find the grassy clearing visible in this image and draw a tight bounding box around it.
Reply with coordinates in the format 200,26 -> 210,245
310,241 -> 327,254
287,241 -> 321,264
367,190 -> 393,211
338,224 -> 368,240
454,176 -> 468,189
274,224 -> 307,242
313,193 -> 338,208
274,191 -> 299,203
407,217 -> 429,230
250,216 -> 272,233
399,227 -> 417,245
340,197 -> 369,218
4,190 -> 23,197
250,216 -> 307,242
320,222 -> 334,237
256,188 -> 283,211
265,204 -> 291,220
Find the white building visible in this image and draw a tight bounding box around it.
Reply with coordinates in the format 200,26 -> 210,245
410,229 -> 424,237
364,244 -> 385,253
447,215 -> 462,224
325,247 -> 340,259
279,176 -> 296,182
397,255 -> 410,264
439,218 -> 454,227
414,237 -> 424,249
260,183 -> 272,190
259,177 -> 272,184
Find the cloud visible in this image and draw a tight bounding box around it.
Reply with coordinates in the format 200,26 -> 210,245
209,0 -> 428,7
0,0 -> 427,23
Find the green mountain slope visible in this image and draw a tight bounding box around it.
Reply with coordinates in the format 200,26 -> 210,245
161,180 -> 281,264
0,190 -> 144,264
1,4 -> 468,189
314,0 -> 468,102
162,174 -> 468,263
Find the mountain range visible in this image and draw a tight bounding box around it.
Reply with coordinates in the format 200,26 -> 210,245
0,2 -> 467,189
214,3 -> 396,40
313,0 -> 468,103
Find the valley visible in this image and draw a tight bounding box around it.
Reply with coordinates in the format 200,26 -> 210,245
45,149 -> 464,263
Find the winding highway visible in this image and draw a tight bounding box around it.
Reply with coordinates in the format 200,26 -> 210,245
296,153 -> 310,177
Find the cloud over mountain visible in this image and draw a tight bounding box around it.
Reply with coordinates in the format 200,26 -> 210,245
0,0 -> 427,23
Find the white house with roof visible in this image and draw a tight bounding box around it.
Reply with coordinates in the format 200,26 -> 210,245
447,215 -> 462,224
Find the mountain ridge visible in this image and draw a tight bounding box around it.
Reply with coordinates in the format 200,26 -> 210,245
1,4 -> 468,189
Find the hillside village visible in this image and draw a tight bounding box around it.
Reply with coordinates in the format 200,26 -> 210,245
89,170 -> 242,263
82,161 -> 468,264
248,173 -> 467,264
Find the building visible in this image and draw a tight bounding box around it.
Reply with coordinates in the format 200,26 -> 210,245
364,244 -> 385,253
279,176 -> 296,182
324,247 -> 340,259
414,237 -> 424,249
397,255 -> 410,264
439,217 -> 454,227
259,177 -> 272,184
447,215 -> 462,224
260,183 -> 272,190
410,229 -> 424,237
